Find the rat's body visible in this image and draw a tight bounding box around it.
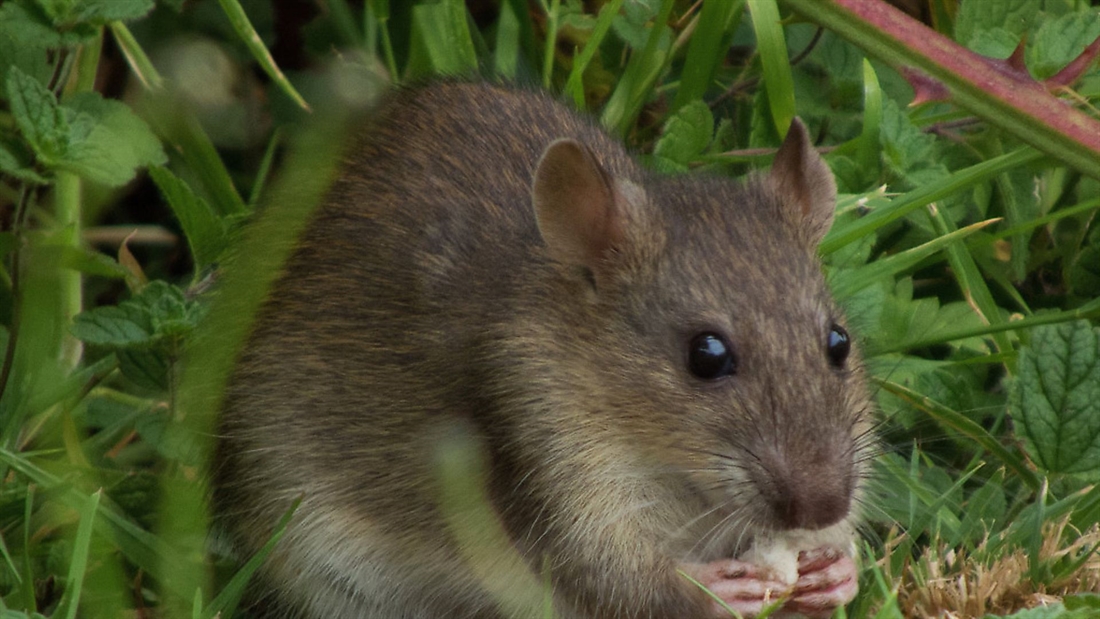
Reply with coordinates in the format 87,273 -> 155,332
215,82 -> 874,618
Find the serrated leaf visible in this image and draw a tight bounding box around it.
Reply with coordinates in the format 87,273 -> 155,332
652,100 -> 713,167
6,66 -> 70,163
35,0 -> 153,25
1027,10 -> 1100,80
55,93 -> 167,187
149,167 -> 228,269
0,0 -> 96,55
968,27 -> 1021,59
71,305 -> 156,347
1011,321 -> 1100,475
119,349 -> 170,392
71,281 -> 203,350
0,137 -> 49,184
612,0 -> 661,49
955,0 -> 1039,47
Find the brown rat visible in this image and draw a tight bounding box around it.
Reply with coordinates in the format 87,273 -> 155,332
215,82 -> 875,618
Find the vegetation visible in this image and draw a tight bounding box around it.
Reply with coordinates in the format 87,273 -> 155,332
1,0 -> 1099,617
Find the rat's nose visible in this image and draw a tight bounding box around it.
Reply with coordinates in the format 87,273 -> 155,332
758,450 -> 854,530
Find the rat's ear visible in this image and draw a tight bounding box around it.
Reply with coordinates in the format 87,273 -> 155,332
768,118 -> 837,248
532,139 -> 628,271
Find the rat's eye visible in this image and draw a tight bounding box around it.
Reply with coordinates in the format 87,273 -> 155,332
688,332 -> 737,380
826,324 -> 850,368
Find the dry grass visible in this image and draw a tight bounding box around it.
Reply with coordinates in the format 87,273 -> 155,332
882,517 -> 1100,618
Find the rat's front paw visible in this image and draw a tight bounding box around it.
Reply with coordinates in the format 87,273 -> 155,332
681,547 -> 857,618
783,547 -> 858,619
680,559 -> 794,618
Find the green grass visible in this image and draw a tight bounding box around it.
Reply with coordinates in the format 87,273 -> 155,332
2,0 -> 1100,617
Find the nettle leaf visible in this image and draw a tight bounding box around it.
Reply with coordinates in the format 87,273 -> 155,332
71,303 -> 157,347
0,136 -> 49,184
0,0 -> 95,55
955,0 -> 1039,47
6,66 -> 71,163
149,167 -> 228,269
71,280 -> 204,350
1027,10 -> 1100,80
652,100 -> 713,170
5,70 -> 165,186
968,27 -> 1021,59
58,93 -> 167,187
612,0 -> 662,49
35,0 -> 153,26
879,99 -> 946,187
1069,245 -> 1100,299
1011,320 -> 1100,476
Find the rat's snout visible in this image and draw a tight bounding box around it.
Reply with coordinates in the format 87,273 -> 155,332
757,449 -> 855,531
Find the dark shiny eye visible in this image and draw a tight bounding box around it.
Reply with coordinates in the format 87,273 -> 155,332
826,324 -> 850,368
688,332 -> 736,380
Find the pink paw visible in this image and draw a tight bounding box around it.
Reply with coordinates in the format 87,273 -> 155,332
682,547 -> 858,618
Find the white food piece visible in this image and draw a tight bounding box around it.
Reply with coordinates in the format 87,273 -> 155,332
741,523 -> 856,586
741,536 -> 799,586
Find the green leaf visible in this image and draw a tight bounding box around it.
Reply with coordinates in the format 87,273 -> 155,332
35,0 -> 154,25
983,603 -> 1095,618
149,167 -> 228,269
0,0 -> 96,54
652,100 -> 714,168
1027,10 -> 1100,80
6,66 -> 71,163
611,0 -> 661,49
71,280 -> 204,349
56,93 -> 167,187
1065,594 -> 1100,611
0,137 -> 49,184
955,0 -> 1039,47
71,304 -> 157,348
1011,320 -> 1100,475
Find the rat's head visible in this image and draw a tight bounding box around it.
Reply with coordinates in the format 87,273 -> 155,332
529,120 -> 874,558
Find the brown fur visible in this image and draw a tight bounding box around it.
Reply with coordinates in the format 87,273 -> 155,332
215,82 -> 874,618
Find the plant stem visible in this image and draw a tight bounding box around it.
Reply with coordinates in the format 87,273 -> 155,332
779,0 -> 1100,179
53,31 -> 104,370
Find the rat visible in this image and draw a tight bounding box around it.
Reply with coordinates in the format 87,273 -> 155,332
214,81 -> 875,619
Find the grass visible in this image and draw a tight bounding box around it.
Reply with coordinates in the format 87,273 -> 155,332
1,0 -> 1100,617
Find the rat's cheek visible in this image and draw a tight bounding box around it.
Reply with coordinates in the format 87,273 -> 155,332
678,559 -> 794,619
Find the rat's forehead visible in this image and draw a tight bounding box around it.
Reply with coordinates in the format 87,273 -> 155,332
638,179 -> 833,321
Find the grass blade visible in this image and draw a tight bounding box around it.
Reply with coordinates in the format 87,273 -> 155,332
55,490 -> 102,619
109,22 -> 163,91
820,147 -> 1044,254
600,0 -> 676,134
216,0 -> 311,112
747,0 -> 795,136
670,0 -> 745,113
565,0 -> 624,108
874,379 -> 1041,491
871,295 -> 1100,355
859,59 -> 882,175
830,218 -> 998,301
201,498 -> 301,619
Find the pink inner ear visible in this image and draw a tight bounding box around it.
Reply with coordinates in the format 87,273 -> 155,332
532,139 -> 624,269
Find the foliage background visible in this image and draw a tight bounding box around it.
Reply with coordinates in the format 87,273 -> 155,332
1,0 -> 1100,617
